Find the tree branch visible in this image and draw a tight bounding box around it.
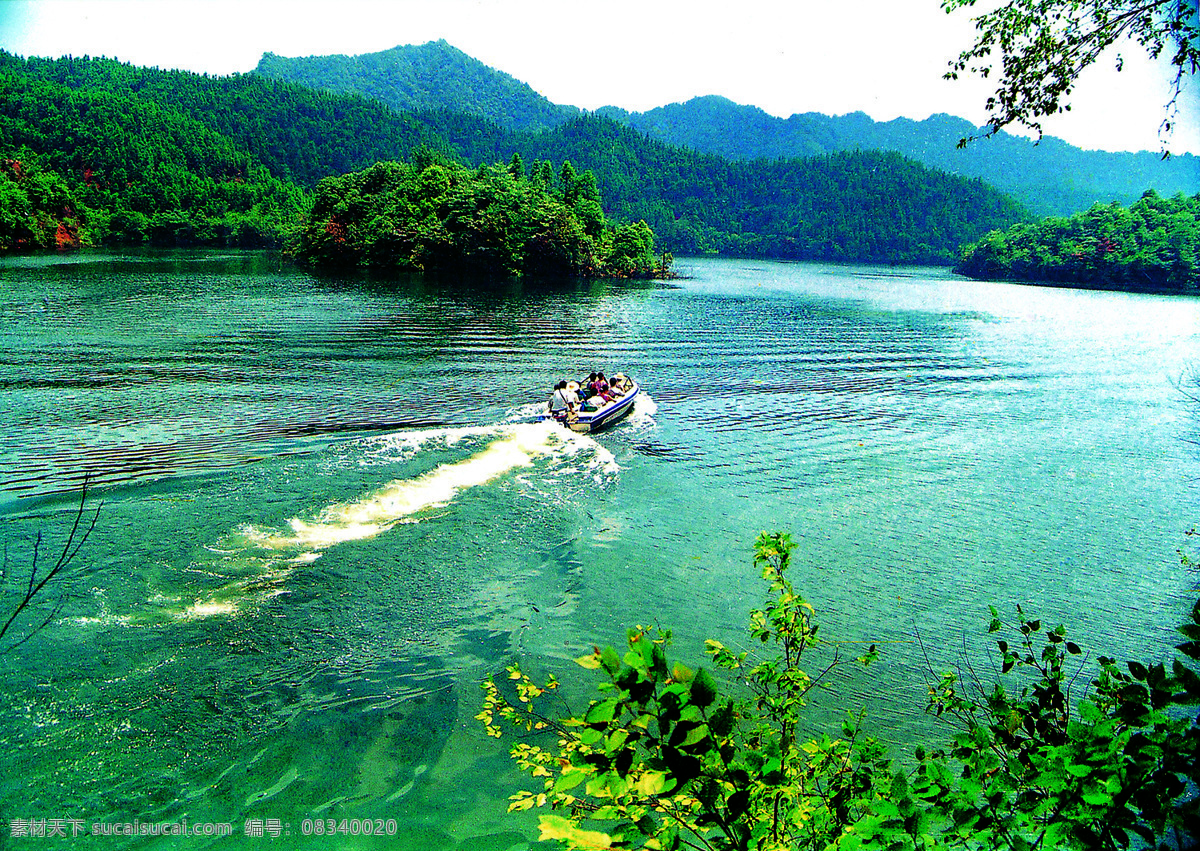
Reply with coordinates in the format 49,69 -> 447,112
0,478 -> 101,648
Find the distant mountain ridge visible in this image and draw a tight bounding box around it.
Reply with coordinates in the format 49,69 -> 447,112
255,40 -> 577,133
255,43 -> 1199,217
599,96 -> 1200,217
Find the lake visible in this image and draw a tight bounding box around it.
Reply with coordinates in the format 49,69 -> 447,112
1,250 -> 1198,848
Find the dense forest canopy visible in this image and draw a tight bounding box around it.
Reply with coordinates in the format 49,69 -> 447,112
0,68 -> 309,249
254,41 -> 1199,218
0,50 -> 1026,265
0,52 -> 444,186
955,190 -> 1200,292
298,154 -> 668,279
416,111 -> 1029,264
600,97 -> 1200,218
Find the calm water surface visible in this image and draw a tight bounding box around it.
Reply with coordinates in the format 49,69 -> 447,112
1,250 -> 1198,848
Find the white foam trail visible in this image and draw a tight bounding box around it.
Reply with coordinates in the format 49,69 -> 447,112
164,421 -> 615,620
243,420 -> 613,553
503,401 -> 549,423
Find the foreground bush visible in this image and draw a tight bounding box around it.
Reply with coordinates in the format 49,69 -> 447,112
481,533 -> 1200,850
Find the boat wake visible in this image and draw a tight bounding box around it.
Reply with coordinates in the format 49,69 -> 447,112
157,420 -> 617,621
239,420 -> 614,554
624,391 -> 658,430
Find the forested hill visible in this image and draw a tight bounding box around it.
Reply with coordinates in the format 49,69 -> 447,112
254,41 -> 1197,218
0,51 -> 1023,264
0,52 -> 444,186
955,190 -> 1200,292
599,97 -> 1200,217
416,110 -> 1027,264
0,59 -> 311,248
255,41 -> 577,133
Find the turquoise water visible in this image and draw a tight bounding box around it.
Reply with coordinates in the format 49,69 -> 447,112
1,250 -> 1198,848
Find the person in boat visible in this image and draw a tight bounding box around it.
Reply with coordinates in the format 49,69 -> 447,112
610,373 -> 629,396
581,373 -> 598,400
548,380 -> 576,421
590,373 -> 613,403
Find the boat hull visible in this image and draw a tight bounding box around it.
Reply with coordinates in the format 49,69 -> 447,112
568,384 -> 639,433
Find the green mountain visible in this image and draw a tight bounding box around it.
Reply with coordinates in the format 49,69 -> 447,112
0,52 -> 443,188
254,42 -> 1197,217
255,40 -> 577,133
416,111 -> 1027,264
0,57 -> 311,248
598,96 -> 1200,217
0,51 -> 1025,265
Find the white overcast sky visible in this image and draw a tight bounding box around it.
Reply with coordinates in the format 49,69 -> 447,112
1,0 -> 1197,154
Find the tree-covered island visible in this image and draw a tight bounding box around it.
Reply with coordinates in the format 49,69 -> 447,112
297,154 -> 671,278
955,190 -> 1200,293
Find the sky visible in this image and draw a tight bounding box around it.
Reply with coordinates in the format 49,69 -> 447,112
0,0 -> 1197,155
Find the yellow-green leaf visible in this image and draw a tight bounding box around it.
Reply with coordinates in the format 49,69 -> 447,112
554,769 -> 589,793
538,814 -> 613,849
634,770 -> 674,796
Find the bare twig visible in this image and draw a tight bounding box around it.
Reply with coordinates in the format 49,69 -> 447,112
0,478 -> 101,649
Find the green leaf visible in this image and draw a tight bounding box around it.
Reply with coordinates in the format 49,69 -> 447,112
679,724 -> 709,749
690,668 -> 718,708
554,769 -> 588,792
726,789 -> 750,820
634,770 -> 674,796
710,700 -> 735,738
600,646 -> 622,676
1178,623 -> 1200,642
585,698 -> 618,726
651,642 -> 669,679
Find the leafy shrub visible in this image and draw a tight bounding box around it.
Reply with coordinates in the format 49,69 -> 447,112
481,533 -> 1200,850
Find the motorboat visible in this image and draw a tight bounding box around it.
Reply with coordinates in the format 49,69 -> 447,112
548,377 -> 640,433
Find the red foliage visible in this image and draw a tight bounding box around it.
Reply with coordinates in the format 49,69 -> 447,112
55,220 -> 81,251
2,159 -> 25,181
324,218 -> 347,244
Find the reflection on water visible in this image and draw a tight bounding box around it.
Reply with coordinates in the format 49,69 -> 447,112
1,251 -> 1199,847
